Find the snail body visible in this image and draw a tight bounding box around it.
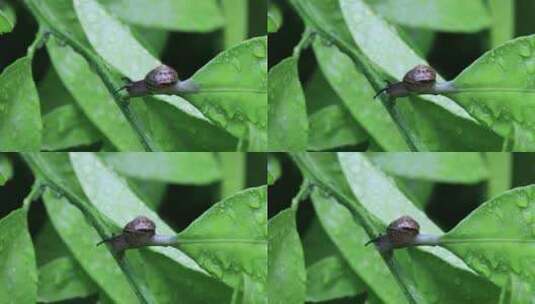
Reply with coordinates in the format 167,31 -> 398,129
123,215 -> 156,246
366,215 -> 439,254
119,65 -> 199,98
386,216 -> 420,248
375,65 -> 440,99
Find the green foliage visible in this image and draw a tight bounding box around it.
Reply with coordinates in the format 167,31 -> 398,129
270,0 -> 534,151
268,209 -> 306,304
37,256 -> 97,302
268,57 -> 308,151
268,152 -> 534,303
1,152 -> 266,303
0,57 -> 42,150
2,0 -> 266,151
0,209 -> 37,304
0,3 -> 15,34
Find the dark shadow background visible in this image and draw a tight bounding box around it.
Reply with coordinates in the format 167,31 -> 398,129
268,152 -> 535,303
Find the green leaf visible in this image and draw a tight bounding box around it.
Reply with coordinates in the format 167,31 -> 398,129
304,69 -> 341,114
508,123 -> 535,151
140,97 -> 237,151
486,153 -> 512,199
407,249 -> 500,303
367,152 -> 489,183
365,0 -> 490,33
337,152 -> 471,271
394,177 -> 434,210
126,179 -> 167,210
442,185 -> 535,287
177,186 -> 267,289
0,209 -> 37,304
232,274 -> 267,304
0,4 -> 16,34
99,0 -> 224,32
43,189 -> 139,304
42,104 -> 101,150
499,274 -> 534,304
268,3 -> 283,33
100,152 -> 221,185
302,218 -> 339,265
37,256 -> 97,302
448,35 -> 535,148
308,105 -> 368,151
0,57 -> 42,150
219,153 -> 246,198
310,189 -> 407,304
190,37 -> 268,143
306,256 -> 365,302
399,26 -> 435,57
34,222 -> 71,266
222,0 -> 248,47
68,152 -> 206,273
46,38 -> 144,151
268,57 -> 308,151
338,0 -> 472,120
0,154 -> 13,186
489,0 -> 515,48
138,250 -> 233,304
72,0 -> 204,119
268,209 -> 306,304
394,95 -> 501,151
312,36 -> 409,151
304,4 -> 499,152
267,154 -> 281,186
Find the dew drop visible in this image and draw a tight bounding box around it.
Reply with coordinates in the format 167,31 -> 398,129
516,199 -> 528,208
519,44 -> 531,58
249,199 -> 260,209
253,43 -> 266,59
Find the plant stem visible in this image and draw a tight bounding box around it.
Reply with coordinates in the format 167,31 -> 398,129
293,27 -> 314,58
21,153 -> 155,304
22,0 -> 155,151
290,153 -> 418,304
291,178 -> 311,210
27,27 -> 48,59
22,179 -> 45,211
289,1 -> 419,151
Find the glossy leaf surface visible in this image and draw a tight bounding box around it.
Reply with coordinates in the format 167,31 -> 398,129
0,57 -> 42,150
0,209 -> 37,304
268,57 -> 308,151
268,209 -> 306,304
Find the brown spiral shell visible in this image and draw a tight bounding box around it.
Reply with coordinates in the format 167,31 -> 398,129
402,65 -> 436,90
123,216 -> 156,245
387,216 -> 420,248
144,65 -> 179,89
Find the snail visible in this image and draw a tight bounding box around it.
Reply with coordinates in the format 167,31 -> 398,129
98,215 -> 266,254
366,215 -> 439,254
117,65 -> 200,97
98,216 -> 174,253
365,215 -> 533,256
374,65 -> 454,99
